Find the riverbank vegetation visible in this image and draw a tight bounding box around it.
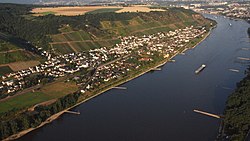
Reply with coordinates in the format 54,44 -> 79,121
0,81 -> 78,114
0,92 -> 81,140
222,68 -> 250,140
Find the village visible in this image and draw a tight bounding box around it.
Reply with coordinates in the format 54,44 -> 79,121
222,3 -> 250,19
0,26 -> 207,98
192,2 -> 250,20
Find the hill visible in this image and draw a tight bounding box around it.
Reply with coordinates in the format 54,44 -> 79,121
50,8 -> 211,54
0,4 -> 212,56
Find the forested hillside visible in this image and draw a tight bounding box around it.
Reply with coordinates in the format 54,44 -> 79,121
0,4 -> 60,50
223,68 -> 250,140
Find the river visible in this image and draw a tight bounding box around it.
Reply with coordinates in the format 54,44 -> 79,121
17,14 -> 250,141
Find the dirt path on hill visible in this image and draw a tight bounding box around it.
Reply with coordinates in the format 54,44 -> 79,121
0,49 -> 25,54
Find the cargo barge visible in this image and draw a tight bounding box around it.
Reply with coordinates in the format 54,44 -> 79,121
195,64 -> 206,74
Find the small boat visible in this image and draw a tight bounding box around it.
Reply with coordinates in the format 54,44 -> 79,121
229,23 -> 232,26
229,69 -> 239,72
195,64 -> 206,74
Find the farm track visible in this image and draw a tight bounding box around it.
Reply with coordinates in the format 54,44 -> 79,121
0,49 -> 25,54
0,61 -> 40,72
0,76 -> 67,102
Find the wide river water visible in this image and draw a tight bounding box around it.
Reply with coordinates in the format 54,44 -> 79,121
18,14 -> 250,141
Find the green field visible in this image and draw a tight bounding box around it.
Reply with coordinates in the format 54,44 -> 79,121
52,38 -> 120,53
59,25 -> 73,33
0,81 -> 78,114
0,51 -> 37,64
52,30 -> 92,42
0,40 -> 18,52
86,8 -> 122,14
53,43 -> 75,54
0,40 -> 39,65
0,66 -> 13,76
51,34 -> 68,42
69,42 -> 96,51
0,92 -> 49,114
41,11 -> 56,15
78,30 -> 92,40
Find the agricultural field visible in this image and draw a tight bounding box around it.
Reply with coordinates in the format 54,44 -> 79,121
51,39 -> 121,54
0,51 -> 38,65
51,28 -> 121,54
0,39 -> 41,75
0,39 -> 39,65
52,43 -> 75,54
40,11 -> 56,15
0,40 -> 19,52
31,6 -> 165,16
51,30 -> 92,42
86,8 -> 122,14
116,6 -> 165,13
8,60 -> 40,71
45,7 -> 209,55
0,81 -> 78,114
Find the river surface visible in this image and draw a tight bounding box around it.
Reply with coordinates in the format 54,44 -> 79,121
18,14 -> 250,141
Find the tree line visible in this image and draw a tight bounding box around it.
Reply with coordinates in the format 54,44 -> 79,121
0,92 -> 81,140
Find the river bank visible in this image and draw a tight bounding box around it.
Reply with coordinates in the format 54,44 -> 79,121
3,27 -> 213,141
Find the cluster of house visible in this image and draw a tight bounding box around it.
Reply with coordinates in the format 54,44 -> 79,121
222,5 -> 250,19
0,49 -> 110,94
84,58 -> 136,91
81,26 -> 207,92
144,26 -> 206,56
193,3 -> 250,19
0,26 -> 207,96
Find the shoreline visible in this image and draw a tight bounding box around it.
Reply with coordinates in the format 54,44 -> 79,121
3,28 -> 213,141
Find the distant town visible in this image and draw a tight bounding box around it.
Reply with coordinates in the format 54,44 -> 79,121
190,2 -> 250,20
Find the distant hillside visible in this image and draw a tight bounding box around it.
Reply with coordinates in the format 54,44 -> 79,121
0,4 -> 213,56
49,8 -> 212,54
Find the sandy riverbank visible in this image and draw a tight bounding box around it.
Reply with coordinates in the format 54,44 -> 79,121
3,28 -> 213,141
